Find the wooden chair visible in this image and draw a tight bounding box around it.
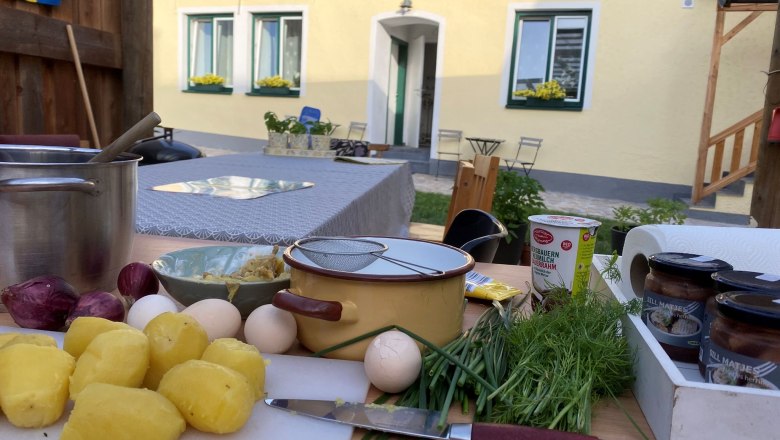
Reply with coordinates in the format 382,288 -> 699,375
503,136 -> 543,176
444,154 -> 500,235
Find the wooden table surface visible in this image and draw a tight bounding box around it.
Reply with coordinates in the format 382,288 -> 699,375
0,234 -> 655,439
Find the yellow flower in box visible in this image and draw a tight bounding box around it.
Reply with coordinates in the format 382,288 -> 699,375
189,73 -> 225,85
513,80 -> 566,100
255,75 -> 294,88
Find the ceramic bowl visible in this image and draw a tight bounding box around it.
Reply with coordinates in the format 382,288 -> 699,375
151,245 -> 290,318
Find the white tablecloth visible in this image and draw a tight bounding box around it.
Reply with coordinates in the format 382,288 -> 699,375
135,153 -> 415,245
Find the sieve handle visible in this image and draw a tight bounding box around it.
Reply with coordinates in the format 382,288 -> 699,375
273,289 -> 358,323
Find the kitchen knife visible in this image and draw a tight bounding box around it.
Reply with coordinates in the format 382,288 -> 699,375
264,398 -> 597,440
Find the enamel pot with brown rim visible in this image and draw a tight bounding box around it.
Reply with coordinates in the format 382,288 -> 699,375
273,237 -> 475,361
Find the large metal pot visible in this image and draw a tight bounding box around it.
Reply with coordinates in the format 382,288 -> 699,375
0,146 -> 139,293
273,237 -> 475,360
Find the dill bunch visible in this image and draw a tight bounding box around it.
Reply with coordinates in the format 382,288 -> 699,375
489,288 -> 641,433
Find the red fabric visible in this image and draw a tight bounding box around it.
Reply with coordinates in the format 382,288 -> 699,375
0,134 -> 81,147
473,423 -> 599,440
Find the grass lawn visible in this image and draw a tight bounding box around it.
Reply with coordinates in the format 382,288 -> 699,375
411,191 -> 618,255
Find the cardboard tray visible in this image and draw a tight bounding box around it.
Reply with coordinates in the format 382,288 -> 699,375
591,255 -> 780,440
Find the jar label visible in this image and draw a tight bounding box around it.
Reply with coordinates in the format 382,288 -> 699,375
642,290 -> 704,349
706,343 -> 780,390
698,304 -> 717,364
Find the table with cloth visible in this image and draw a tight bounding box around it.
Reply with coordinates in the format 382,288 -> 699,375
135,153 -> 415,245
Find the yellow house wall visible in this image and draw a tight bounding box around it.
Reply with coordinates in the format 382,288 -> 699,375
153,0 -> 773,187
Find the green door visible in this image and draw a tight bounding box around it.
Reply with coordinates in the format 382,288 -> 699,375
393,41 -> 408,145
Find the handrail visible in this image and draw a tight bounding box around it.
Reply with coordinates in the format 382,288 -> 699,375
692,110 -> 762,203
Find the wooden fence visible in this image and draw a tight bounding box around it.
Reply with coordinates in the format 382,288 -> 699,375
0,0 -> 152,147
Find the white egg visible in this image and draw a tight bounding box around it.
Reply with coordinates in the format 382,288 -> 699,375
126,294 -> 179,330
243,304 -> 297,354
182,298 -> 241,341
363,330 -> 421,393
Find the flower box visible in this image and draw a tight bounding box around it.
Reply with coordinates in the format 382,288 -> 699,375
190,84 -> 225,92
525,97 -> 565,108
256,87 -> 291,95
591,256 -> 780,440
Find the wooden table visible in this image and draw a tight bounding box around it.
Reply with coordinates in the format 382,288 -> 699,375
0,234 -> 655,439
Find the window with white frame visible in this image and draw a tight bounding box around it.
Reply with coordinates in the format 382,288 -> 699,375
508,10 -> 591,109
187,14 -> 234,89
252,13 -> 302,95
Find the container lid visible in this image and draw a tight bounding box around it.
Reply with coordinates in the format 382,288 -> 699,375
648,252 -> 733,281
712,270 -> 780,293
528,214 -> 601,228
284,236 -> 475,281
716,291 -> 780,328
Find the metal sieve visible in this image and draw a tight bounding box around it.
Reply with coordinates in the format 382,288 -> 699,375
293,237 -> 444,275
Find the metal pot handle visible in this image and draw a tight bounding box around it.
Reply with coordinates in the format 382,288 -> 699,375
273,289 -> 358,323
0,177 -> 98,195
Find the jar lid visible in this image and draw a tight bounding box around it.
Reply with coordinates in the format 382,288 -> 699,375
712,270 -> 780,293
648,252 -> 733,281
716,291 -> 780,328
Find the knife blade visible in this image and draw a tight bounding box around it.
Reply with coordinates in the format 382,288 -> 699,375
264,398 -> 597,440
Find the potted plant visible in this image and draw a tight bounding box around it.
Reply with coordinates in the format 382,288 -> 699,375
310,120 -> 334,151
189,73 -> 226,92
610,197 -> 688,255
513,80 -> 566,107
255,75 -> 294,95
264,111 -> 291,149
288,119 -> 309,150
491,170 -> 546,265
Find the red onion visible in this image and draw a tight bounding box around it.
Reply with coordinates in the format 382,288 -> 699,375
0,275 -> 79,330
65,290 -> 126,327
118,262 -> 159,302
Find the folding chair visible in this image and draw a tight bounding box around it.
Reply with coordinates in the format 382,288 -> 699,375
435,129 -> 463,178
299,106 -> 321,129
503,136 -> 542,176
444,154 -> 500,235
347,122 -> 367,140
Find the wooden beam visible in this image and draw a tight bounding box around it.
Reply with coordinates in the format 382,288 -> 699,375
722,4 -> 778,12
0,5 -> 121,69
722,12 -> 764,45
751,6 -> 780,227
693,10 -> 726,203
120,0 -> 154,133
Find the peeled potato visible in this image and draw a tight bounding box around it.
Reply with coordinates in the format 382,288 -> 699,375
143,312 -> 209,389
61,382 -> 185,440
158,359 -> 254,434
1,333 -> 58,348
64,316 -> 131,359
69,328 -> 150,400
201,337 -> 266,400
0,344 -> 75,428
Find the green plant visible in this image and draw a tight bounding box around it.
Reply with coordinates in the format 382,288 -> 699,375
263,111 -> 292,134
513,80 -> 566,100
288,119 -> 308,135
309,120 -> 334,136
255,75 -> 294,88
491,170 -> 546,242
611,197 -> 687,232
189,73 -> 225,85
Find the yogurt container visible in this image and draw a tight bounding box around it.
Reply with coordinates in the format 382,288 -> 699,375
528,214 -> 601,296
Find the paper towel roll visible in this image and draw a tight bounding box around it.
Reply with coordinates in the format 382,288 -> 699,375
620,225 -> 780,299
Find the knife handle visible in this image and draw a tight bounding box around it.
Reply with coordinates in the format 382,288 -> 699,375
452,423 -> 599,440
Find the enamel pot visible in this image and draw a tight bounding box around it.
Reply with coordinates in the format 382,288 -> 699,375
273,237 -> 475,361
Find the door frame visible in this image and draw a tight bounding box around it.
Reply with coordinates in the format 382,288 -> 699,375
367,12 -> 444,155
